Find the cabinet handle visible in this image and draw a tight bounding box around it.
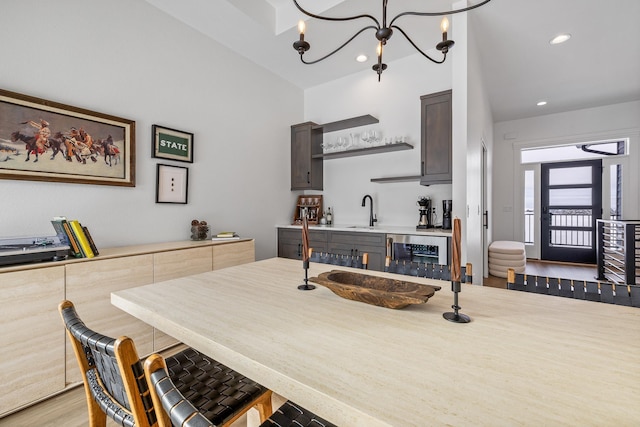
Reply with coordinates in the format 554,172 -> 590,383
350,249 -> 354,256
354,249 -> 358,257
307,171 -> 310,184
297,243 -> 302,257
421,161 -> 425,175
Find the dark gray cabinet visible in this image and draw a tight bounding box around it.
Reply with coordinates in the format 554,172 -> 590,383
420,90 -> 452,185
278,228 -> 327,259
278,228 -> 386,271
291,122 -> 323,190
327,231 -> 386,271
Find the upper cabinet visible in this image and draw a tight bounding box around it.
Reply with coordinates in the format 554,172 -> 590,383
420,90 -> 452,185
291,122 -> 323,190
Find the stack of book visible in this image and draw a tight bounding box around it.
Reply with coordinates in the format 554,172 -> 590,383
211,231 -> 240,241
50,216 -> 99,258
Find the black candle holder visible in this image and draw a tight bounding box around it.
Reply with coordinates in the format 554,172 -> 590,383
443,281 -> 470,323
298,260 -> 316,290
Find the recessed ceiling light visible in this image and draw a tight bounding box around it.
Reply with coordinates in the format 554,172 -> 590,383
537,101 -> 547,106
550,33 -> 571,45
356,54 -> 368,63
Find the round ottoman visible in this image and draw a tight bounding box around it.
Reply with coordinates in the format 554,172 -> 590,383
489,241 -> 526,278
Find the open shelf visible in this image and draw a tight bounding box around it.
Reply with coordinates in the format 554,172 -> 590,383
313,142 -> 413,160
370,175 -> 422,183
312,114 -> 378,133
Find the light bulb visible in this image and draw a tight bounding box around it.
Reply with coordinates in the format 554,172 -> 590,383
440,17 -> 450,34
377,42 -> 382,57
298,20 -> 305,35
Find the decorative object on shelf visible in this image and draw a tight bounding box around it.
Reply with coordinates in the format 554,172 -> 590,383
443,217 -> 470,323
0,88 -> 135,187
292,195 -> 323,225
156,164 -> 189,204
152,124 -> 194,163
190,219 -> 210,240
291,0 -> 492,81
298,209 -> 315,290
326,207 -> 333,225
310,270 -> 441,309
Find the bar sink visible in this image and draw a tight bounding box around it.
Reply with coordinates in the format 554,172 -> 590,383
309,270 -> 441,309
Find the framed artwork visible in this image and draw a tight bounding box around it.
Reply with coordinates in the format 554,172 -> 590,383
152,124 -> 194,163
156,164 -> 188,204
0,88 -> 135,186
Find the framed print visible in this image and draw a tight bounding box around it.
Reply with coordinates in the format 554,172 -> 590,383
156,164 -> 188,204
152,125 -> 193,163
0,88 -> 135,186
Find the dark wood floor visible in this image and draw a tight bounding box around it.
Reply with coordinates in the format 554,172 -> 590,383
483,260 -> 598,288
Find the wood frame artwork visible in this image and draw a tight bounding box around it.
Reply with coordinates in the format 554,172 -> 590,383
0,88 -> 135,186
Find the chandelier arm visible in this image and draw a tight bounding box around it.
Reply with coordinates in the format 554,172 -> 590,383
391,25 -> 446,64
299,26 -> 377,65
293,0 -> 380,28
388,0 -> 492,27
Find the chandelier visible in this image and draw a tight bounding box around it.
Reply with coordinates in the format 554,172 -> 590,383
292,0 -> 492,81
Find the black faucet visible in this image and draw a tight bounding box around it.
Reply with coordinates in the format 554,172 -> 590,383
361,194 -> 377,227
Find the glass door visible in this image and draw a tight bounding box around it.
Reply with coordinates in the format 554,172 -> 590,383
540,159 -> 602,263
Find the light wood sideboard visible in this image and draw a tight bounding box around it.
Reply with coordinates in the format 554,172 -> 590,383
0,239 -> 254,417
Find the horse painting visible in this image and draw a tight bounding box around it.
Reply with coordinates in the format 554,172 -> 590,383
99,135 -> 120,167
11,131 -> 40,162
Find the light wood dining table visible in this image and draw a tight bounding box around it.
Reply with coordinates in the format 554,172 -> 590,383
112,257 -> 640,426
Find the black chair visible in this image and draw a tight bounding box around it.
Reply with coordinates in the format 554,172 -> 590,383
573,280 -> 586,300
585,281 -> 601,302
558,278 -> 574,298
386,257 -> 472,283
144,354 -> 337,427
546,277 -> 561,296
506,269 -> 526,291
613,284 -> 632,306
630,285 -> 640,307
59,300 -> 272,427
599,282 -> 615,304
310,250 -> 368,269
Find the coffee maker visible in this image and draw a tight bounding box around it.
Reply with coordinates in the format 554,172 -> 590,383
417,197 -> 432,230
442,200 -> 452,230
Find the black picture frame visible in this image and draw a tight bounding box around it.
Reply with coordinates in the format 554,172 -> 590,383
152,124 -> 194,163
156,163 -> 188,204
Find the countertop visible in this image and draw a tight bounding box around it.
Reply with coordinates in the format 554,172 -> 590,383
113,257 -> 640,426
277,223 -> 452,237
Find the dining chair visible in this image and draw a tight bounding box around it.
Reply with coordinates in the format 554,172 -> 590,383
144,353 -> 337,427
506,269 -> 526,291
309,249 -> 368,269
612,284 -> 632,306
59,300 -> 273,427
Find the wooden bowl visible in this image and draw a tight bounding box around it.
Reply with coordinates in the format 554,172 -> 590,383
309,270 -> 441,309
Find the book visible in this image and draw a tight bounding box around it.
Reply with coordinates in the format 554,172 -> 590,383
215,231 -> 238,238
211,236 -> 240,241
70,220 -> 95,258
51,216 -> 83,258
82,225 -> 100,256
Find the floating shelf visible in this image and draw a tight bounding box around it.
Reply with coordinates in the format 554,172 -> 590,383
370,175 -> 422,183
312,114 -> 378,133
313,142 -> 413,160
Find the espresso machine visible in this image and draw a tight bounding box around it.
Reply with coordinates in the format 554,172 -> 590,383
417,197 -> 432,230
442,200 -> 452,229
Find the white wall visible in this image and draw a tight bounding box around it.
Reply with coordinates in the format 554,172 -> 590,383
492,101 -> 640,242
304,54 -> 453,228
463,14 -> 494,282
0,0 -> 303,260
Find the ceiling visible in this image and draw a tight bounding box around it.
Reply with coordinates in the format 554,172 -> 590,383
145,0 -> 640,122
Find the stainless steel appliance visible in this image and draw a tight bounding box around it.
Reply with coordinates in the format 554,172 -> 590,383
416,197 -> 432,229
442,200 -> 452,230
387,234 -> 448,265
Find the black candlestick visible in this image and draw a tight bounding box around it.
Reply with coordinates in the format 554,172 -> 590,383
443,281 -> 470,323
298,260 -> 316,290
